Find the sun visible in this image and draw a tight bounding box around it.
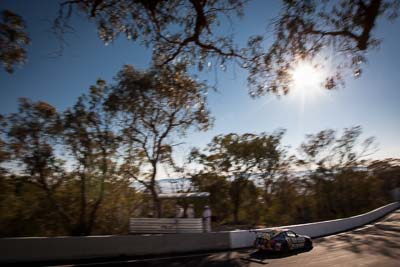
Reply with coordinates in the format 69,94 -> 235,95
291,62 -> 323,95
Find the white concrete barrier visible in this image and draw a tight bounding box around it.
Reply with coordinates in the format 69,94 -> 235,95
229,202 -> 400,249
0,232 -> 230,263
1,202 -> 398,263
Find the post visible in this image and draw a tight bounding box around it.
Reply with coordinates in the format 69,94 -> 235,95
202,205 -> 212,232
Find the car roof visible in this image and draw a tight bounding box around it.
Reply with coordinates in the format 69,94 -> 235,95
251,228 -> 295,234
253,228 -> 281,233
274,228 -> 290,232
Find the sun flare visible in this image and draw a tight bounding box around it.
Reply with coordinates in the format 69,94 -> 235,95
291,62 -> 323,94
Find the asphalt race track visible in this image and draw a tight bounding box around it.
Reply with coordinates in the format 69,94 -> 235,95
43,209 -> 400,267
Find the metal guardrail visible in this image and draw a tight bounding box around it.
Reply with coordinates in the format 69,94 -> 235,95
129,218 -> 204,234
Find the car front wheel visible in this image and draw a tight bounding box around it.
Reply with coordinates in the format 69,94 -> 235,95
281,242 -> 289,253
304,239 -> 313,250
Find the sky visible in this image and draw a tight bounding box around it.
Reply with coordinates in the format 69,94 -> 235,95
1,0 -> 400,178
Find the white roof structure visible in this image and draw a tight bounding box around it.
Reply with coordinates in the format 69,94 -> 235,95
158,192 -> 210,199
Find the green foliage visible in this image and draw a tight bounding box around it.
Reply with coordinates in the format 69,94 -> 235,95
55,0 -> 247,68
5,1 -> 398,96
89,180 -> 142,234
246,0 -> 400,95
297,126 -> 378,173
0,64 -> 212,235
0,176 -> 65,236
62,81 -> 122,235
0,86 -> 398,236
53,0 -> 400,96
190,126 -> 399,229
190,131 -> 288,224
107,64 -> 212,217
1,1 -> 399,237
0,10 -> 30,73
191,173 -> 232,223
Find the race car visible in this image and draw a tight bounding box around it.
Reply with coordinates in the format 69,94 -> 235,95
253,229 -> 313,252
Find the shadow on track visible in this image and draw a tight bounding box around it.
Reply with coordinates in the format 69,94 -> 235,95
94,252 -> 251,267
241,247 -> 313,264
317,214 -> 400,259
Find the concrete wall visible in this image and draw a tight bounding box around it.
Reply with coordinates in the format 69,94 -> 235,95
229,202 -> 400,249
0,232 -> 230,263
1,202 -> 398,263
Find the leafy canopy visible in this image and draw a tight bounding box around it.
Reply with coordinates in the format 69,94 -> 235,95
0,10 -> 30,73
2,0 -> 399,96
55,0 -> 399,96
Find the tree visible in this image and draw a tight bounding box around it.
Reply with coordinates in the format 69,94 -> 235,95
0,64 -> 211,234
3,99 -> 70,231
0,10 -> 30,73
55,0 -> 247,67
191,173 -> 232,223
93,179 -> 142,234
246,0 -> 400,96
368,158 -> 400,198
252,130 -> 289,208
265,175 -> 301,226
53,0 -> 399,96
4,1 -> 398,97
62,80 -> 121,235
0,115 -> 9,177
1,82 -> 148,236
2,84 -> 127,236
297,126 -> 379,219
298,126 -> 377,173
191,131 -> 287,224
107,64 -> 212,217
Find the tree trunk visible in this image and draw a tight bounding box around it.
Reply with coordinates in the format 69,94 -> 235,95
233,199 -> 240,224
77,172 -> 87,235
42,184 -> 73,234
150,159 -> 162,217
86,153 -> 108,235
231,179 -> 243,224
151,189 -> 162,217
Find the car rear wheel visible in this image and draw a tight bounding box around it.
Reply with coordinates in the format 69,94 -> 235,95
281,242 -> 289,253
304,239 -> 313,250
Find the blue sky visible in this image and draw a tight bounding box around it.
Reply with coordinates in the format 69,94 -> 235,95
1,0 -> 399,169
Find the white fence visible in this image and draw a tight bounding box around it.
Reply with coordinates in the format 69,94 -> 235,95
229,201 -> 400,248
129,218 -> 203,233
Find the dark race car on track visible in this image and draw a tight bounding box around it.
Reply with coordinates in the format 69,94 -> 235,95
253,229 -> 313,252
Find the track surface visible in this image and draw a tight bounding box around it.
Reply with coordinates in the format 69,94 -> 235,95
52,209 -> 400,267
